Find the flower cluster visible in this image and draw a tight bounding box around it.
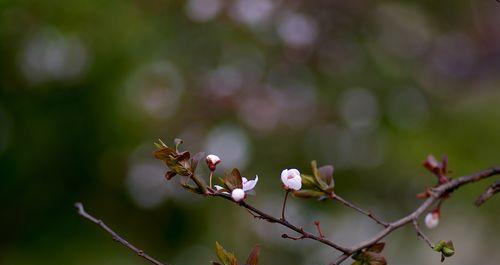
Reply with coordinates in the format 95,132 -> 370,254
153,139 -> 343,204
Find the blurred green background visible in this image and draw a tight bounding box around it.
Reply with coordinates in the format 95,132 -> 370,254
1,0 -> 499,264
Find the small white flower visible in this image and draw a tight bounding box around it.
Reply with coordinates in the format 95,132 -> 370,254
231,188 -> 246,202
425,212 -> 439,229
206,154 -> 221,171
281,169 -> 302,191
242,175 -> 258,191
228,175 -> 258,202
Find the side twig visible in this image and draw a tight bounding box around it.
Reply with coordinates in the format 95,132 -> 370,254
412,219 -> 434,248
475,180 -> 500,207
74,202 -> 167,265
332,194 -> 389,227
314,221 -> 326,238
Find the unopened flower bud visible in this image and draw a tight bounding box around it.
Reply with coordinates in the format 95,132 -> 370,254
281,169 -> 302,191
231,188 -> 245,202
425,212 -> 439,229
423,155 -> 439,168
206,154 -> 221,171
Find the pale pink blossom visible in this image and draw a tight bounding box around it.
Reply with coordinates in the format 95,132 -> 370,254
425,212 -> 439,229
281,169 -> 302,190
231,188 -> 246,202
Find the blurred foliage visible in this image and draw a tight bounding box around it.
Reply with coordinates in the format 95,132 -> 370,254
1,0 -> 499,264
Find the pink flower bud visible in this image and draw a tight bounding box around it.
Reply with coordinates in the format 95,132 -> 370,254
423,155 -> 439,169
206,154 -> 221,171
231,188 -> 246,202
425,212 -> 439,229
281,169 -> 302,191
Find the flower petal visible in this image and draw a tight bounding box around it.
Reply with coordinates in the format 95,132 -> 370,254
288,177 -> 302,190
281,169 -> 289,185
243,175 -> 258,191
288,168 -> 300,177
231,188 -> 246,202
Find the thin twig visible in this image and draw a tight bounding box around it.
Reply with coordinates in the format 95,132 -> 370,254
412,220 -> 433,248
213,193 -> 350,253
475,180 -> 500,207
333,194 -> 389,227
74,202 -> 167,265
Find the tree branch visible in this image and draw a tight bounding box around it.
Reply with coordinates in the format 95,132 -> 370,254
78,160 -> 498,265
74,202 -> 167,265
475,180 -> 500,207
332,194 -> 389,227
330,166 -> 500,265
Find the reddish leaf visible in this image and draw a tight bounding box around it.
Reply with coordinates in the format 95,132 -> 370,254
245,245 -> 260,265
423,155 -> 439,172
318,165 -> 335,190
223,168 -> 243,190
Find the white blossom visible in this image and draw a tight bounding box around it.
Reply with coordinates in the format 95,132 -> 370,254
281,169 -> 302,191
425,212 -> 439,229
231,188 -> 246,202
242,175 -> 258,191
220,175 -> 258,202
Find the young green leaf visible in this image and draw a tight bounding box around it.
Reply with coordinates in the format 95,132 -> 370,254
442,241 -> 455,257
215,242 -> 238,265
